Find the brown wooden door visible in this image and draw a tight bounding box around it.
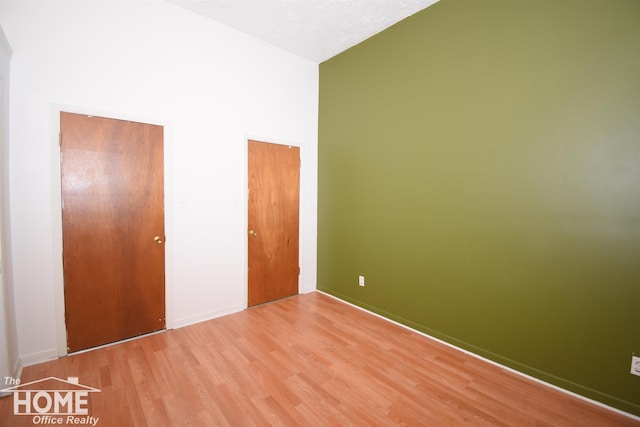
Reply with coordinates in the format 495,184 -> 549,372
248,140 -> 300,307
60,112 -> 165,353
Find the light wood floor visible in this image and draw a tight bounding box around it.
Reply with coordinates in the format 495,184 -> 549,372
1,292 -> 638,426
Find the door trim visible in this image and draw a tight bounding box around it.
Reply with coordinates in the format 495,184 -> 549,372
243,135 -> 304,309
50,105 -> 174,357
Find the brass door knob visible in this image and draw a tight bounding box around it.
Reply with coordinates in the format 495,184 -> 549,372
154,236 -> 163,244
249,230 -> 258,236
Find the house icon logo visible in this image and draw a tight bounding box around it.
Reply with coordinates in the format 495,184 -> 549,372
2,376 -> 101,425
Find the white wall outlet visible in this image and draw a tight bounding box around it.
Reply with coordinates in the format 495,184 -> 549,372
631,356 -> 640,377
358,275 -> 365,287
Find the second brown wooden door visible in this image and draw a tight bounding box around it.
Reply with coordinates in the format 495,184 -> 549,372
61,112 -> 165,353
248,140 -> 300,307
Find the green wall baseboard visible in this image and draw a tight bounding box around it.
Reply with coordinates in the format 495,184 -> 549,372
317,287 -> 640,418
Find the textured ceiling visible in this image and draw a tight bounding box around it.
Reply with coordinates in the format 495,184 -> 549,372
165,0 -> 439,63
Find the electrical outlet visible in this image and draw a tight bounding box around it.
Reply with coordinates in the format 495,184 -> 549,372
631,356 -> 640,377
358,275 -> 365,287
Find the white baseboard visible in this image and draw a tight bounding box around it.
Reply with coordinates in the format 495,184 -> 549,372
173,303 -> 245,329
19,348 -> 58,368
315,290 -> 640,422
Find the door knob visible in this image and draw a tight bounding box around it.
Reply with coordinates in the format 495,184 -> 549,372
249,230 -> 258,236
154,236 -> 163,244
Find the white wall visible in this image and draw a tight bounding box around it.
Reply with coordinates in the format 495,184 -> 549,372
0,0 -> 318,364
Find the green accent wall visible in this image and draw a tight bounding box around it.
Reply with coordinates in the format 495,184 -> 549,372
318,0 -> 640,416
